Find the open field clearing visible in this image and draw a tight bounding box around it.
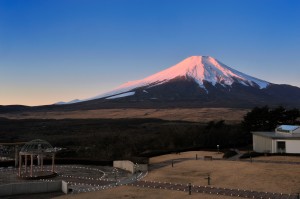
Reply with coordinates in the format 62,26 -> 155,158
149,151 -> 223,164
55,151 -> 300,199
0,108 -> 248,123
146,152 -> 300,194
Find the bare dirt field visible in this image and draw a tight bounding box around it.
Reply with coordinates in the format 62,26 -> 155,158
0,108 -> 248,123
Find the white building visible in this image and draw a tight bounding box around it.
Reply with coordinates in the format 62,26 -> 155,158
252,125 -> 300,154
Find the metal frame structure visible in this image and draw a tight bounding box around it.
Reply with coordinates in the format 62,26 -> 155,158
18,139 -> 58,178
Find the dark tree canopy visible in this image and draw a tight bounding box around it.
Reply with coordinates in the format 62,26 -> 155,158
242,106 -> 300,132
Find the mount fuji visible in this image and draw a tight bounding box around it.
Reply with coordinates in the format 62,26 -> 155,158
55,55 -> 300,109
83,55 -> 269,100
1,55 -> 300,114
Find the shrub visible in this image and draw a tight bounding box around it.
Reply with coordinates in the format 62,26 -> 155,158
223,150 -> 238,159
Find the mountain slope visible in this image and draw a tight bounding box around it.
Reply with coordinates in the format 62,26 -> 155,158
83,56 -> 269,101
1,55 -> 300,113
46,55 -> 300,110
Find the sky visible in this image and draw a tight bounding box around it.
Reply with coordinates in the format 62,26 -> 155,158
1,0 -> 300,106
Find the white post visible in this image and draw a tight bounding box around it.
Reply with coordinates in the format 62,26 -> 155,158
18,154 -> 22,176
30,154 -> 33,177
15,146 -> 19,167
52,154 -> 55,172
25,155 -> 27,173
41,154 -> 43,171
37,155 -> 40,166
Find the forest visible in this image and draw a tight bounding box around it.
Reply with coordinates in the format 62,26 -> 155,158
0,106 -> 299,161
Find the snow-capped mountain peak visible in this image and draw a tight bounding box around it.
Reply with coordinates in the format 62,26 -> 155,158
58,55 -> 270,104
85,55 -> 269,100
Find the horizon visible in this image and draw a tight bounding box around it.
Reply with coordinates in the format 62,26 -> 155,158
1,0 -> 300,106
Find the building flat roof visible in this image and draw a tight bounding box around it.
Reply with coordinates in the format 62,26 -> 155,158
252,131 -> 300,139
278,125 -> 300,131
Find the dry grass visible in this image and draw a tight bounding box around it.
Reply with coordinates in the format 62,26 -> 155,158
146,152 -> 300,194
0,108 -> 248,123
253,155 -> 300,162
54,151 -> 300,199
149,151 -> 224,164
54,185 -> 236,199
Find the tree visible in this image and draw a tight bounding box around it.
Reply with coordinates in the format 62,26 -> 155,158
242,106 -> 271,131
242,106 -> 300,132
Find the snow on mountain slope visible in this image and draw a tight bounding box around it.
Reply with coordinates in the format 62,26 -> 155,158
105,91 -> 135,99
85,56 -> 269,100
58,55 -> 270,104
54,99 -> 81,105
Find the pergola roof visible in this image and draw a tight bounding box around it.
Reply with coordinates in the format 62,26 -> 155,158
20,139 -> 56,154
18,139 -> 58,178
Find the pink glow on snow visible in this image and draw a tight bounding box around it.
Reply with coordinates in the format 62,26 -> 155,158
82,55 -> 270,102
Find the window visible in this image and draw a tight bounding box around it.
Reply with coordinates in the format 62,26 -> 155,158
277,141 -> 286,153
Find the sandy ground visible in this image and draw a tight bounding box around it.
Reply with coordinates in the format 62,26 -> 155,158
55,151 -> 300,199
0,108 -> 248,123
54,186 -> 236,199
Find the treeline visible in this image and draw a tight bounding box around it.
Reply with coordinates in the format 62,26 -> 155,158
86,120 -> 247,159
242,106 -> 300,131
0,106 -> 299,160
0,118 -> 246,160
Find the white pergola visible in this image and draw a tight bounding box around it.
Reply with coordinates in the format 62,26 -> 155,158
18,139 -> 58,178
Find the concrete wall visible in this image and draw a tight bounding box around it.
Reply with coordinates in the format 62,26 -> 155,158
114,160 -> 134,173
285,140 -> 300,153
0,180 -> 68,196
62,180 -> 69,194
113,160 -> 148,173
137,163 -> 148,172
253,134 -> 272,153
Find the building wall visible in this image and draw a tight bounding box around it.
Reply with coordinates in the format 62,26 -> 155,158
294,128 -> 300,134
254,137 -> 300,154
113,160 -> 134,173
271,139 -> 276,153
285,140 -> 300,153
61,181 -> 69,194
253,134 -> 272,153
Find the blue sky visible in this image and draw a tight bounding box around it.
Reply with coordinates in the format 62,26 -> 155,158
1,0 -> 300,105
